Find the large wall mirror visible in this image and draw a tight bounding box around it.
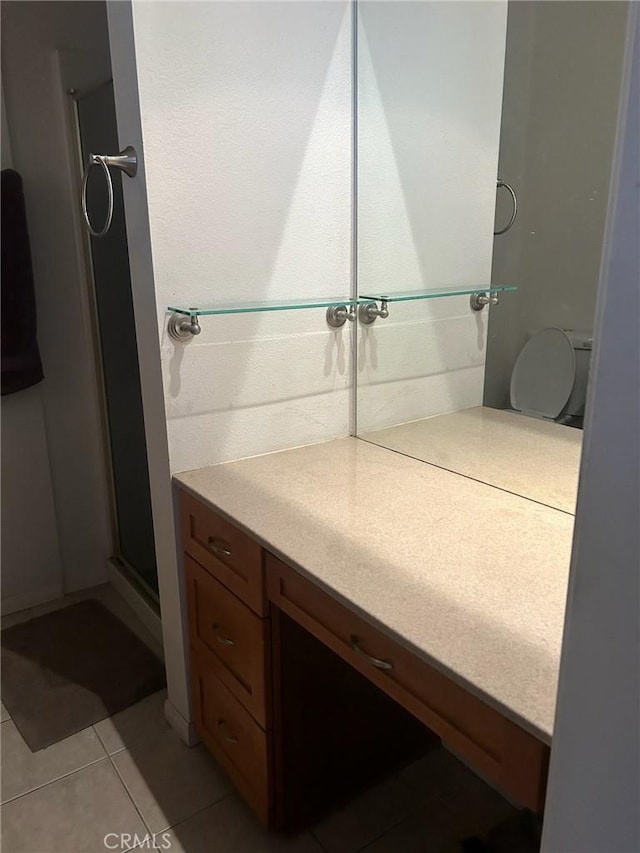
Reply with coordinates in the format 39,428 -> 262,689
355,0 -> 629,513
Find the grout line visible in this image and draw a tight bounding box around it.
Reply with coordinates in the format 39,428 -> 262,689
354,804 -> 433,853
353,787 -> 465,853
103,735 -> 234,840
310,796 -> 429,853
311,761 -> 450,853
92,724 -> 113,755
353,812 -> 422,853
309,828 -> 330,852
0,755 -> 110,806
92,723 -> 129,757
106,748 -> 153,835
124,794 -> 236,852
159,790 -> 235,835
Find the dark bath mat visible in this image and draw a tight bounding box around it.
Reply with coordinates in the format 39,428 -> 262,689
1,599 -> 166,751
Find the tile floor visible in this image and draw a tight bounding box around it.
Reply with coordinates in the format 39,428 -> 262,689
1,590 -> 528,853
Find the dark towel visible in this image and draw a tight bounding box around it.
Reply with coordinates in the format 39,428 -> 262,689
1,169 -> 44,395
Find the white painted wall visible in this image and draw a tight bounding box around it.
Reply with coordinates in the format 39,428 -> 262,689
356,1 -> 507,432
542,7 -> 639,849
106,0 -> 353,738
1,85 -> 64,614
1,2 -> 113,607
130,0 -> 353,474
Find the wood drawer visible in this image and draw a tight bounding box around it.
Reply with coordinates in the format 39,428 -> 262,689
185,555 -> 269,726
266,554 -> 549,812
192,656 -> 271,826
180,490 -> 265,615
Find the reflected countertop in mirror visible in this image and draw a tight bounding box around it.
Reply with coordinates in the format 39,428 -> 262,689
359,407 -> 582,514
354,0 -> 628,517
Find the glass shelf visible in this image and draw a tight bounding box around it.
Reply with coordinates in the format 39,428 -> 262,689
359,284 -> 517,303
167,286 -> 518,333
167,296 -> 356,317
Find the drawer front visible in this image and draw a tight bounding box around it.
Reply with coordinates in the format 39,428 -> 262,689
185,555 -> 269,726
266,554 -> 548,812
180,491 -> 265,615
192,657 -> 270,825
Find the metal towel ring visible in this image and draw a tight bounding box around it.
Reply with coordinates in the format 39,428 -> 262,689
81,146 -> 138,238
494,178 -> 518,236
82,155 -> 113,238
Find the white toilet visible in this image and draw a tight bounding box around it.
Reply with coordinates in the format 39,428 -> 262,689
509,327 -> 593,424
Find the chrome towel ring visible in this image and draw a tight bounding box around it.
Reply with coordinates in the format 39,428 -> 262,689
81,146 -> 138,238
494,178 -> 518,236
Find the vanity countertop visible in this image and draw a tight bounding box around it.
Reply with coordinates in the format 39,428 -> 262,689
174,437 -> 574,743
360,406 -> 583,514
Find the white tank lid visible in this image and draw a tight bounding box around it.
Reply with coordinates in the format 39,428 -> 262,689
510,328 -> 576,418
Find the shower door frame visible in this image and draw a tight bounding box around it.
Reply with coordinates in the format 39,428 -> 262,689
60,53 -> 160,611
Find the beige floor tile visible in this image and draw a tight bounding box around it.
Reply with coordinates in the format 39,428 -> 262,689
94,690 -> 169,755
163,794 -> 323,853
443,780 -> 515,841
311,775 -> 426,853
112,725 -> 232,833
1,720 -> 106,804
1,702 -> 10,722
398,748 -> 515,842
397,748 -> 469,799
0,758 -> 147,853
360,799 -> 460,853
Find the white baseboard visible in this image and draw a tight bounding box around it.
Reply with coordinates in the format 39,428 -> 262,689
164,698 -> 199,746
1,584 -> 63,617
108,560 -> 163,648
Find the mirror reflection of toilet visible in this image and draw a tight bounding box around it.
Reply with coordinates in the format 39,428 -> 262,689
509,328 -> 593,428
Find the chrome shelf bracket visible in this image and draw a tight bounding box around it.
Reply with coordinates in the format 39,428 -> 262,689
470,291 -> 500,312
326,303 -> 356,328
168,312 -> 202,341
358,299 -> 389,325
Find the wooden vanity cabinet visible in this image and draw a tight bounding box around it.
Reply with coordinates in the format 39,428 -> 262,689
180,489 -> 550,832
181,494 -> 273,825
266,554 -> 549,813
181,491 -> 265,615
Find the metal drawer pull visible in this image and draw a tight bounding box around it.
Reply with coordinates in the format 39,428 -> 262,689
217,719 -> 238,744
207,536 -> 232,557
213,623 -> 234,646
350,634 -> 393,670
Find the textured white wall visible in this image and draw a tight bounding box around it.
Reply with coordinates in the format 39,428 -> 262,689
356,1 -> 507,432
130,0 -> 353,473
1,2 -> 113,607
1,84 -> 64,614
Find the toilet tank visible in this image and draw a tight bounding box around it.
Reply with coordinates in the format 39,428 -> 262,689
564,330 -> 593,417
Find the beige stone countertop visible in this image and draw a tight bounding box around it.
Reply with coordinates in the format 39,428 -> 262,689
174,438 -> 574,743
360,407 -> 583,514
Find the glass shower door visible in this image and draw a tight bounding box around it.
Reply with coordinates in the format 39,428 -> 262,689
77,81 -> 158,597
